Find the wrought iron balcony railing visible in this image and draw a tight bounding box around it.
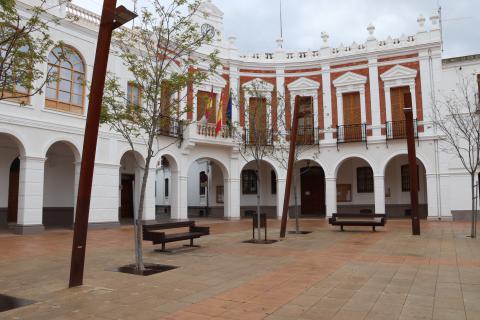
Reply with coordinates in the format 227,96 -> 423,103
287,126 -> 319,145
336,123 -> 367,146
157,115 -> 183,139
243,128 -> 274,146
386,120 -> 418,140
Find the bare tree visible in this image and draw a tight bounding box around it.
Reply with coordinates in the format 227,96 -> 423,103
235,80 -> 283,242
0,0 -> 71,102
272,96 -> 320,234
432,74 -> 480,238
101,0 -> 219,272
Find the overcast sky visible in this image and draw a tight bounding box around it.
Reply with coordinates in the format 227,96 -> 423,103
75,0 -> 479,58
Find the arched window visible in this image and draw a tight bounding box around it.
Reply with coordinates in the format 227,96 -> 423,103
45,46 -> 85,114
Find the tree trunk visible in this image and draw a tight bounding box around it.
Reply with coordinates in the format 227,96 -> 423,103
293,177 -> 300,233
134,155 -> 151,272
471,174 -> 476,238
255,160 -> 261,241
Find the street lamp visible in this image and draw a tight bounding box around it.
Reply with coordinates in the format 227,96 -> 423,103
69,0 -> 136,288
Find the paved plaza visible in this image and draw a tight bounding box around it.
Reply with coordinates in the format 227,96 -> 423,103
1,219 -> 479,320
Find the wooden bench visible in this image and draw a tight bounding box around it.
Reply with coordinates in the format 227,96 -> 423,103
142,221 -> 210,251
328,213 -> 386,231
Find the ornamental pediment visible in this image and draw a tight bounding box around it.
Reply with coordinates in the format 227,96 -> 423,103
242,78 -> 274,92
380,65 -> 417,81
205,72 -> 227,89
287,77 -> 320,92
333,72 -> 367,87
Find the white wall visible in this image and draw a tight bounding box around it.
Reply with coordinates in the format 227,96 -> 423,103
336,158 -> 375,205
384,155 -> 427,205
240,161 -> 277,207
43,143 -> 75,207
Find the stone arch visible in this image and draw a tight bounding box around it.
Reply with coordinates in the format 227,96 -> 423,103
118,148 -> 146,167
381,150 -> 432,176
383,152 -> 429,219
186,156 -> 229,219
188,155 -> 229,179
155,152 -> 180,220
333,154 -> 376,178
239,158 -> 279,178
240,159 -> 279,218
297,156 -> 329,177
0,130 -> 27,157
42,138 -> 81,162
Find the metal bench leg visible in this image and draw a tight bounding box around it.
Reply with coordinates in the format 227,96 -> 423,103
341,225 -> 344,232
162,243 -> 166,251
373,226 -> 376,232
190,238 -> 194,246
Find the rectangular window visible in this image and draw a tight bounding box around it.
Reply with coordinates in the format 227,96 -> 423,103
390,86 -> 410,122
271,170 -> 277,194
164,178 -> 169,198
242,170 -> 257,194
357,167 -> 374,193
401,165 -> 420,192
127,82 -> 141,108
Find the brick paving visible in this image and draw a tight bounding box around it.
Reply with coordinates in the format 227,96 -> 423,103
0,219 -> 479,320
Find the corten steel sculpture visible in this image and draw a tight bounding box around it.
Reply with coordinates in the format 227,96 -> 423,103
403,92 -> 421,236
280,96 -> 301,238
69,0 -> 136,288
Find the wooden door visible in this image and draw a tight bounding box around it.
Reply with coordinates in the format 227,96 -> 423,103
120,174 -> 135,220
342,92 -> 361,140
159,81 -> 172,135
297,97 -> 314,144
390,86 -> 409,138
300,167 -> 325,216
7,158 -> 20,224
249,97 -> 267,144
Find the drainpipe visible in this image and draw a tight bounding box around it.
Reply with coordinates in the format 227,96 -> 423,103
429,48 -> 442,220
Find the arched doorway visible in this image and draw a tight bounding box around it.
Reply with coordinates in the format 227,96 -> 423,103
0,133 -> 25,230
187,158 -> 227,219
384,154 -> 428,218
7,158 -> 20,227
155,154 -> 179,220
336,157 -> 375,214
119,151 -> 145,224
240,160 -> 278,218
43,141 -> 78,229
294,160 -> 326,217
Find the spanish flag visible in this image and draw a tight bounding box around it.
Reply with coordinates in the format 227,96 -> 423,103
215,92 -> 223,136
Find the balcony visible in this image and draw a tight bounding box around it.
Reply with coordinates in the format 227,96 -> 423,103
287,126 -> 319,145
157,115 -> 183,139
336,123 -> 367,147
385,120 -> 418,140
181,122 -> 236,147
243,128 -> 274,146
196,123 -> 234,139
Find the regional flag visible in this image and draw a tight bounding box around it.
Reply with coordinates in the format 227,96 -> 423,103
215,92 -> 223,136
226,90 -> 233,126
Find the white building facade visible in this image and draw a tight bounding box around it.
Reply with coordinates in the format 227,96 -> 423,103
1,1 -> 479,234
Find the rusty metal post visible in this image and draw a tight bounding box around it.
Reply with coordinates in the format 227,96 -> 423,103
280,96 -> 300,238
69,0 -> 118,288
403,92 -> 420,236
